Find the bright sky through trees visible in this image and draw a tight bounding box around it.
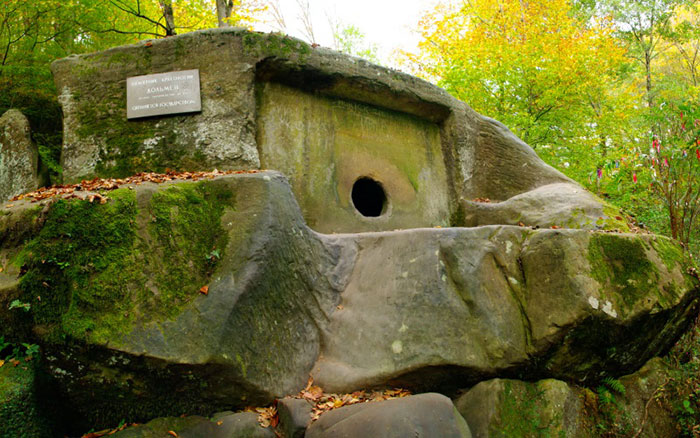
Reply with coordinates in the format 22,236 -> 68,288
255,0 -> 438,63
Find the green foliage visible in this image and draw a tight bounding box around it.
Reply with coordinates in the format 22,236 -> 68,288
331,23 -> 379,63
409,0 -> 700,260
601,377 -> 626,398
9,300 -> 30,312
665,317 -> 700,436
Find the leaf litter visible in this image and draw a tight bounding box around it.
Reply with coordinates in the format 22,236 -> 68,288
6,169 -> 263,206
247,376 -> 411,428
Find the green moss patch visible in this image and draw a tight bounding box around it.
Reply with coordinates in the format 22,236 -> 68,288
242,31 -> 311,59
491,381 -> 565,438
598,203 -> 631,232
0,362 -> 51,438
651,237 -> 687,274
588,234 -> 658,308
17,181 -> 233,344
143,181 -> 233,319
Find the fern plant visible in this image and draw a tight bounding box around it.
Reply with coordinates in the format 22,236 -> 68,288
597,377 -> 626,407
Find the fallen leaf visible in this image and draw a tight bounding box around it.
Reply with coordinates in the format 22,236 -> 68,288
550,225 -> 560,229
518,221 -> 525,227
304,376 -> 314,391
216,421 -> 223,426
0,360 -> 4,368
336,305 -> 343,310
303,385 -> 324,401
199,285 -> 209,295
167,431 -> 178,437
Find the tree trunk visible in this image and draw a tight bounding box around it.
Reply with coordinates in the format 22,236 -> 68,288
645,51 -> 653,108
216,0 -> 234,27
159,0 -> 176,36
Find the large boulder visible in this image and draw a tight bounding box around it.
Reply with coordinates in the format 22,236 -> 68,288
311,225 -> 699,392
51,28 -> 618,233
0,109 -> 42,202
1,171 -> 350,432
0,171 -> 697,434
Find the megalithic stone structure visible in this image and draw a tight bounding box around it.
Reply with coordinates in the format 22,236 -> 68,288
0,28 -> 695,435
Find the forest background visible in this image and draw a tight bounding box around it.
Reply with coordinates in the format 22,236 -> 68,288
1,0 -> 699,259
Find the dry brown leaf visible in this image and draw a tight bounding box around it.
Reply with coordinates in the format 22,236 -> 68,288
8,170 -> 264,204
167,431 -> 178,437
199,285 -> 209,295
304,375 -> 314,391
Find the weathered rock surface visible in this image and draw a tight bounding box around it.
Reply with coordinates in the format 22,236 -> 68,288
1,171 -> 352,431
453,357 -> 680,438
111,413 -> 275,438
277,397 -> 313,438
312,225 -> 698,392
0,109 -> 42,202
305,393 -> 472,438
0,171 -> 697,433
455,378 -> 589,438
461,182 -> 628,231
51,28 -> 618,233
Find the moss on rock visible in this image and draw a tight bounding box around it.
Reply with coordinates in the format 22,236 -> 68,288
17,180 -> 233,345
143,180 -> 233,319
588,234 -> 658,308
241,31 -> 311,59
0,362 -> 52,438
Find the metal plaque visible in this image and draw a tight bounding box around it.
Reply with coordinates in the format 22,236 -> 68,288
126,69 -> 201,119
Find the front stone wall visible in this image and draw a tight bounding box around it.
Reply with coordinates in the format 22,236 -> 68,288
257,82 -> 449,233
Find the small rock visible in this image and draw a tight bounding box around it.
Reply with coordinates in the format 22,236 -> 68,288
305,393 -> 471,438
210,412 -> 276,438
277,397 -> 313,438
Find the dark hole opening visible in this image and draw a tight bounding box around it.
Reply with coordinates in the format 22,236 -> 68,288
351,177 -> 387,217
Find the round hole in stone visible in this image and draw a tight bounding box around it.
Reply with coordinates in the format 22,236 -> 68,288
351,177 -> 387,217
